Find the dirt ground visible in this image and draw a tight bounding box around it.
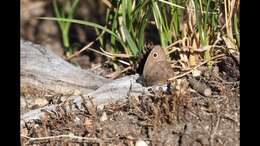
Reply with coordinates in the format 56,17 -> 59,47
21,0 -> 240,145
21,57 -> 240,145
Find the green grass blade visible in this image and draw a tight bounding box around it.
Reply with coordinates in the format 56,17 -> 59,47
111,8 -> 119,53
122,24 -> 139,55
52,0 -> 64,29
234,14 -> 240,47
137,15 -> 148,51
211,13 -> 217,32
170,0 -> 180,39
40,17 -> 128,50
204,0 -> 212,28
131,0 -> 149,21
151,0 -> 167,47
41,17 -> 118,39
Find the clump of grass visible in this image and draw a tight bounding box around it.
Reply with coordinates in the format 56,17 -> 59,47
41,0 -> 239,68
52,0 -> 80,56
102,0 -> 150,56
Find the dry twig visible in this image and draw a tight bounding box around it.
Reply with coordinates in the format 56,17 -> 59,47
21,134 -> 113,145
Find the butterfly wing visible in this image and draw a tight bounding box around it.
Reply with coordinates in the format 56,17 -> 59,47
143,61 -> 174,86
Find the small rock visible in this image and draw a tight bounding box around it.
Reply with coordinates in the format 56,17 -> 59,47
192,69 -> 201,77
97,104 -> 105,111
203,88 -> 212,97
100,112 -> 108,122
74,116 -> 82,127
34,98 -> 48,107
135,140 -> 148,146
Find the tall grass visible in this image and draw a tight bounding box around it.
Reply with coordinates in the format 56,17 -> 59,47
42,0 -> 239,66
52,0 -> 80,56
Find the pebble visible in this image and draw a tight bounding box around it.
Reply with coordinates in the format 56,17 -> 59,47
135,140 -> 148,146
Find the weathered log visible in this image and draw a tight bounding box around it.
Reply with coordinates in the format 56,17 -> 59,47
21,40 -> 150,104
87,74 -> 145,104
21,39 -> 111,96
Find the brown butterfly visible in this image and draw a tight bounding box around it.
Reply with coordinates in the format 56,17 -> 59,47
143,45 -> 175,86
